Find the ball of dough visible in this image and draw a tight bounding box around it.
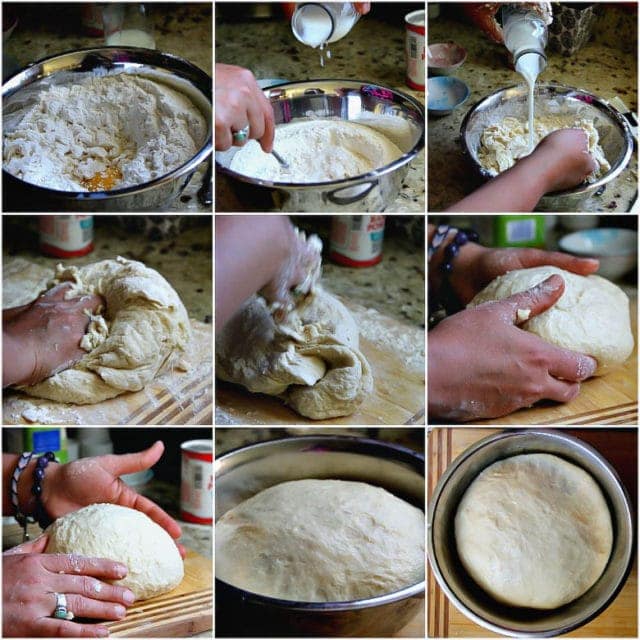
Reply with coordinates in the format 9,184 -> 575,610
216,479 -> 425,602
20,256 -> 192,404
455,453 -> 613,609
45,503 -> 184,601
216,287 -> 373,419
468,266 -> 634,373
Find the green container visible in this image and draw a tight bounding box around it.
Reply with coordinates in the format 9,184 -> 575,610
493,215 -> 545,248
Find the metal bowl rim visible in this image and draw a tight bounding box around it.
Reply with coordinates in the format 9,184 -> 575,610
216,434 -> 425,609
2,46 -> 212,198
427,429 -> 634,637
459,83 -> 634,197
215,78 -> 425,188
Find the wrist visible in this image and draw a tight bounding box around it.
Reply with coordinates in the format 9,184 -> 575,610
3,331 -> 37,387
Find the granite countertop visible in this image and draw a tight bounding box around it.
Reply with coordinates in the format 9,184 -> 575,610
3,3 -> 212,213
428,9 -> 638,212
3,216 -> 212,322
215,12 -> 425,213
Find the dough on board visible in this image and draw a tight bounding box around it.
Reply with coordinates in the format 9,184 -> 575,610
20,257 -> 192,404
468,266 -> 633,373
216,286 -> 372,419
45,503 -> 184,601
455,453 -> 612,609
229,119 -> 403,182
215,479 -> 425,602
478,115 -> 610,181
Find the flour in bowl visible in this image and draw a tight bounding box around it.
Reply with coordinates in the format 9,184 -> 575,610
229,119 -> 403,182
3,74 -> 207,192
478,115 -> 610,181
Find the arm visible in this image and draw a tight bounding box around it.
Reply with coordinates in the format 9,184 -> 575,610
215,215 -> 321,331
446,129 -> 598,213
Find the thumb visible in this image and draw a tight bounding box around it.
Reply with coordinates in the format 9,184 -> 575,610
4,533 -> 49,555
501,274 -> 565,325
101,441 -> 165,477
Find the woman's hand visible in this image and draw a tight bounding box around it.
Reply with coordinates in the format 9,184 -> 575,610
428,275 -> 597,422
3,535 -> 135,637
215,63 -> 275,153
448,241 -> 599,304
3,284 -> 104,387
42,442 -> 184,556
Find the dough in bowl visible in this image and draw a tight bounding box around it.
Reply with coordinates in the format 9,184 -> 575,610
19,256 -> 192,404
215,479 -> 425,602
468,266 -> 634,373
455,453 -> 613,609
45,503 -> 184,601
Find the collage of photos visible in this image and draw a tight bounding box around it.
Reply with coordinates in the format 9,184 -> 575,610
0,1 -> 639,640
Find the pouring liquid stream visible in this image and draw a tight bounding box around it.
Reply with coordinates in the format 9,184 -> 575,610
515,52 -> 542,153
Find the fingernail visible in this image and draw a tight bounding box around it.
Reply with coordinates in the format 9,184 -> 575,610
97,628 -> 109,637
123,590 -> 136,604
115,605 -> 126,617
116,564 -> 127,578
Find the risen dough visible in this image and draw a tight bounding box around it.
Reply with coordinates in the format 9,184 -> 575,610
216,287 -> 372,419
45,503 -> 184,601
468,266 -> 633,373
20,257 -> 191,404
229,120 -> 403,183
478,115 -> 610,182
215,479 -> 425,602
455,453 -> 612,609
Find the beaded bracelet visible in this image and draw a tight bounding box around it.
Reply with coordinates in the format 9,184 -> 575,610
10,451 -> 57,541
11,452 -> 35,540
428,225 -> 479,327
32,452 -> 57,530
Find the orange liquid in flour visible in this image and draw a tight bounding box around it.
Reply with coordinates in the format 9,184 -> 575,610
82,166 -> 122,192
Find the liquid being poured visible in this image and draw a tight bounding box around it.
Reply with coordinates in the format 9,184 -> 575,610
515,52 -> 544,153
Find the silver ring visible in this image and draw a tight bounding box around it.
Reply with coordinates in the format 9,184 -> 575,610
232,125 -> 250,143
52,592 -> 74,620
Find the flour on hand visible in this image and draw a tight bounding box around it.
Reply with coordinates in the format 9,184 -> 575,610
229,119 -> 403,183
3,74 -> 207,191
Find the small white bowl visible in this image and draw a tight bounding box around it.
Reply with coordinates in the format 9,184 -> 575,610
559,228 -> 637,280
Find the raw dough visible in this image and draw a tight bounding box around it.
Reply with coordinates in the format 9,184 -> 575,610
468,266 -> 633,373
215,479 -> 425,602
216,287 -> 372,419
229,119 -> 403,182
45,503 -> 184,601
3,74 -> 207,191
478,115 -> 610,181
20,256 -> 192,404
455,453 -> 612,609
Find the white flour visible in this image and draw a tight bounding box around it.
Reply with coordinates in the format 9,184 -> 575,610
478,115 -> 610,181
230,119 -> 403,182
3,74 -> 207,191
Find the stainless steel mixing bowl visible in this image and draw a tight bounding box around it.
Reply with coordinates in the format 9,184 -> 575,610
2,47 -> 212,212
215,79 -> 425,212
428,430 -> 634,637
460,84 -> 633,212
215,435 -> 425,637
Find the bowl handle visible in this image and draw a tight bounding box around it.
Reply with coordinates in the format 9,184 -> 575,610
326,179 -> 378,205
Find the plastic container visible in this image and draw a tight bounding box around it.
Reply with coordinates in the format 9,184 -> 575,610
330,215 -> 385,267
39,215 -> 93,258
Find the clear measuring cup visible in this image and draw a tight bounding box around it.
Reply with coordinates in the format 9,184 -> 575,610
291,3 -> 360,48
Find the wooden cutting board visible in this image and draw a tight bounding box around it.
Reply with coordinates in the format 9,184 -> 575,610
216,302 -> 425,425
471,296 -> 638,425
105,549 -> 212,637
3,321 -> 212,425
427,428 -> 638,638
395,602 -> 425,637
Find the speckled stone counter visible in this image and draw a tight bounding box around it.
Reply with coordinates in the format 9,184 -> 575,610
428,9 -> 638,212
215,10 -> 425,213
3,215 -> 212,322
293,215 -> 425,327
3,3 -> 212,213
